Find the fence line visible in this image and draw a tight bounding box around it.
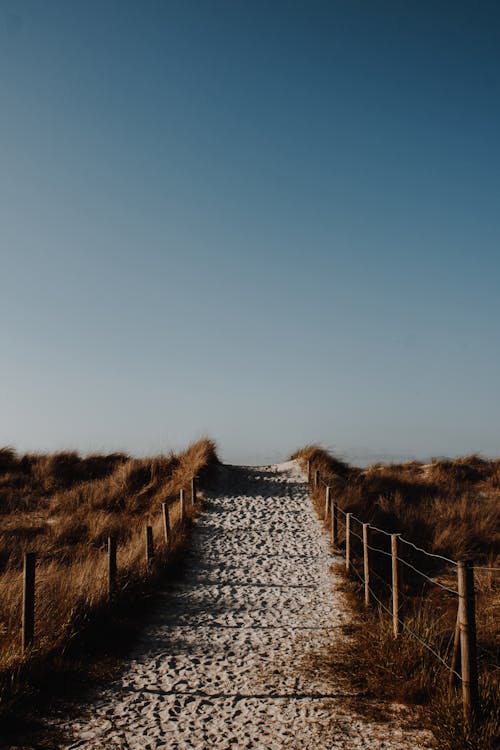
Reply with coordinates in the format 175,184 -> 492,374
317,475 -> 462,568
348,560 -> 463,680
18,476 -> 200,658
344,524 -> 460,595
311,467 -> 482,726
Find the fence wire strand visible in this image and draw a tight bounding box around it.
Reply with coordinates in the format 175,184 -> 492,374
396,558 -> 459,596
397,537 -> 458,566
348,561 -> 462,680
367,524 -> 393,537
311,471 -> 459,568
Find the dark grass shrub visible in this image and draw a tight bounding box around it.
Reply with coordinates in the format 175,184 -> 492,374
0,448 -> 17,474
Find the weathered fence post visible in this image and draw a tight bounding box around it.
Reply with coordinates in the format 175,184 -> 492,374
363,524 -> 370,607
345,513 -> 351,573
180,489 -> 186,523
448,609 -> 461,699
457,560 -> 479,725
314,469 -> 319,491
162,501 -> 170,547
332,502 -> 338,548
108,536 -> 117,600
391,534 -> 400,638
191,477 -> 197,506
22,552 -> 35,653
324,485 -> 330,520
145,525 -> 154,566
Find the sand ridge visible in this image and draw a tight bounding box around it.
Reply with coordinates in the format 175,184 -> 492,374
61,461 -> 434,749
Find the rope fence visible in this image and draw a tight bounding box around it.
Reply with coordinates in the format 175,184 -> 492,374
19,477 -> 199,654
347,555 -> 464,680
307,459 -> 486,727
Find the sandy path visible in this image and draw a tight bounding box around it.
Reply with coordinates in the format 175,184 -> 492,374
62,461 -> 434,749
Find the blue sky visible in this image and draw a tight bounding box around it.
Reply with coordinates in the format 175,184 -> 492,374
1,1 -> 499,464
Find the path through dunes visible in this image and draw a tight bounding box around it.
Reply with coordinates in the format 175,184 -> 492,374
61,462 -> 434,749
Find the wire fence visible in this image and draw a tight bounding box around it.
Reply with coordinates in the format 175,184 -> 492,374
347,557 -> 463,680
17,480 -> 199,654
317,472 -> 460,568
308,462 -> 492,725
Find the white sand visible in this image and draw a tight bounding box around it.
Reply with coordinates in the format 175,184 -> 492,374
61,461 -> 434,749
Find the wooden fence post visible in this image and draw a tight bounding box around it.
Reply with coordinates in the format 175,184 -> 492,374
448,609 -> 461,699
180,489 -> 186,523
324,486 -> 330,520
307,459 -> 311,483
457,560 -> 479,725
145,525 -> 154,566
108,536 -> 117,600
391,534 -> 400,638
345,513 -> 351,573
191,477 -> 197,506
332,502 -> 338,548
363,524 -> 370,607
22,552 -> 35,653
162,501 -> 170,547
314,469 -> 319,491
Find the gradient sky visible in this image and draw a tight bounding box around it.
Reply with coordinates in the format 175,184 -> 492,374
1,1 -> 499,465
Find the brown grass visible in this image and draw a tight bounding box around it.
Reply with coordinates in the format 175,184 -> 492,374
293,445 -> 500,565
292,445 -> 500,750
0,438 -> 219,724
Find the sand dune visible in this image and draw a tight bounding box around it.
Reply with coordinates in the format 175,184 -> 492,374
60,461 -> 434,749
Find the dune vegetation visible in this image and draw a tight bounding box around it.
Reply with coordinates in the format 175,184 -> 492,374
0,439 -> 219,721
292,446 -> 499,749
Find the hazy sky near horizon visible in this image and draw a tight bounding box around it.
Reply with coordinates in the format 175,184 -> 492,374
1,1 -> 499,465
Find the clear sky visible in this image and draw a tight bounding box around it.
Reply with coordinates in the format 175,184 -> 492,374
1,1 -> 499,465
